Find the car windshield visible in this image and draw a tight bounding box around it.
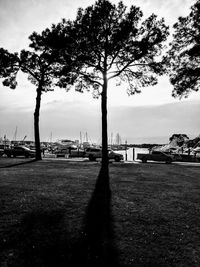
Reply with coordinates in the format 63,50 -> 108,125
18,146 -> 30,151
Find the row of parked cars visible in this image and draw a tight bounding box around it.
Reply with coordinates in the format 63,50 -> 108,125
55,147 -> 124,162
0,145 -> 124,162
0,145 -> 36,158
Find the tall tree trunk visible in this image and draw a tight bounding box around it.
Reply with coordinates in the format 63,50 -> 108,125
101,73 -> 109,181
34,85 -> 42,160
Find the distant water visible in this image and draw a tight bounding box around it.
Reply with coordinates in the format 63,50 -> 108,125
115,147 -> 149,161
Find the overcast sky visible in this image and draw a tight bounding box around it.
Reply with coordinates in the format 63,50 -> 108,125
0,0 -> 199,144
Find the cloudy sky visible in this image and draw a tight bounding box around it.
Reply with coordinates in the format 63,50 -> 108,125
0,0 -> 199,144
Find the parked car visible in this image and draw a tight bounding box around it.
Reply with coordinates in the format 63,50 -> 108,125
54,148 -> 69,157
137,151 -> 174,164
0,145 -> 5,157
85,147 -> 123,162
4,146 -> 36,158
54,147 -> 86,158
69,149 -> 85,157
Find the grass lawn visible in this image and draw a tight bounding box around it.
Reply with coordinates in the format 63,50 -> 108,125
0,158 -> 200,266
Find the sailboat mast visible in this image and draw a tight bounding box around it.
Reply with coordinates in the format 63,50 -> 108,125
86,132 -> 88,142
80,131 -> 82,145
13,126 -> 17,141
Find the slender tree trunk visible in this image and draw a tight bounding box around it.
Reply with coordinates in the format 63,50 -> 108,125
34,84 -> 42,160
101,73 -> 109,179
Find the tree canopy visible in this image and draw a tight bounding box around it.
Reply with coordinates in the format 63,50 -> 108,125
168,0 -> 200,98
29,22 -> 81,89
0,48 -> 19,89
54,0 -> 169,178
0,28 -> 78,160
0,33 -> 64,93
67,0 -> 169,95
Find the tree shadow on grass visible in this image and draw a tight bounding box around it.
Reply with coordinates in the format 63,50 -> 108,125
2,208 -> 82,267
0,159 -> 37,168
0,168 -> 120,267
72,167 -> 121,267
1,209 -> 71,267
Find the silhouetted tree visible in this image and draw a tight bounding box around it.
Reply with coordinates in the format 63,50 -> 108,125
0,48 -> 18,88
168,0 -> 200,98
0,28 -> 78,160
0,45 -> 58,159
58,0 -> 169,186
